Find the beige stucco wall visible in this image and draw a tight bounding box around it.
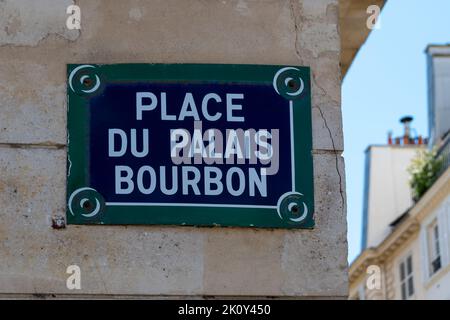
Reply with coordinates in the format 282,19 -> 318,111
349,234 -> 421,300
350,169 -> 450,300
0,0 -> 347,298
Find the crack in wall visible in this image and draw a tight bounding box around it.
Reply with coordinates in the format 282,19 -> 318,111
310,68 -> 345,213
0,142 -> 66,150
289,0 -> 303,64
0,0 -> 80,48
0,29 -> 79,48
316,104 -> 345,210
289,0 -> 345,212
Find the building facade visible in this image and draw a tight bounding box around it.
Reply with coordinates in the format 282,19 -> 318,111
361,144 -> 423,250
349,44 -> 450,300
350,167 -> 450,299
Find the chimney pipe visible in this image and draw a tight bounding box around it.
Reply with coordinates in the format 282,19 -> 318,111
400,116 -> 414,144
418,135 -> 423,145
387,131 -> 393,145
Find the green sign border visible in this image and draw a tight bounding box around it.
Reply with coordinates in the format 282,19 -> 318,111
66,64 -> 314,228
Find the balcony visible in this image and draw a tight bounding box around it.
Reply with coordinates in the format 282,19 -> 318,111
436,136 -> 450,178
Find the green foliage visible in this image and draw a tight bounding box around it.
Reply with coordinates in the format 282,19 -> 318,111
408,148 -> 443,201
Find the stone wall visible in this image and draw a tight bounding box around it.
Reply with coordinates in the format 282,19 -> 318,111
0,0 -> 347,298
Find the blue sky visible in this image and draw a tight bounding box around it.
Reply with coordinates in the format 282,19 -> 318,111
343,0 -> 450,263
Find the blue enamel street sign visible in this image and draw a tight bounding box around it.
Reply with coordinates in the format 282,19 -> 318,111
66,64 -> 314,228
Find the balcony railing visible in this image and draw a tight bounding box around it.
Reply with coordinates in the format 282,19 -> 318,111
436,137 -> 450,178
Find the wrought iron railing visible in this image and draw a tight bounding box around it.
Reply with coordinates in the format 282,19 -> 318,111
436,137 -> 450,178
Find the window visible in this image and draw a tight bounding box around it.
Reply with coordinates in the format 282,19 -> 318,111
427,219 -> 441,276
399,255 -> 414,300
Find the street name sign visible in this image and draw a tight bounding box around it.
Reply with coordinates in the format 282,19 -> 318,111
66,64 -> 314,228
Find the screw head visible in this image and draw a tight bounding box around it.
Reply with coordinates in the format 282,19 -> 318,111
52,215 -> 66,229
